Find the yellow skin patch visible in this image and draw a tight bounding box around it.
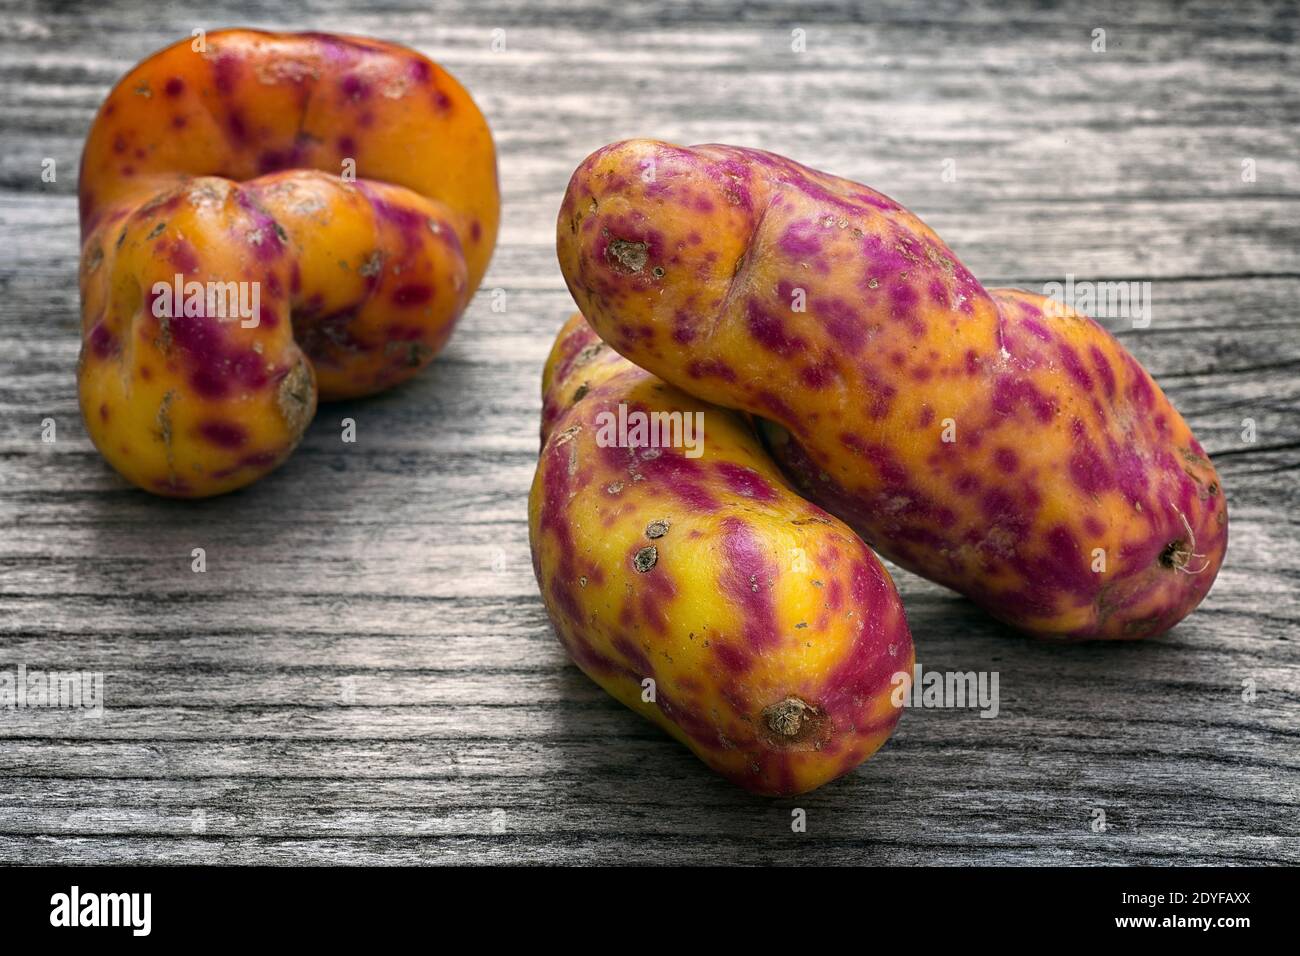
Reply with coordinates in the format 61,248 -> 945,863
557,139 -> 1227,640
77,30 -> 498,496
530,314 -> 913,796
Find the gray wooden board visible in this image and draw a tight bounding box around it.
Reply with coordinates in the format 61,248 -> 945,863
0,0 -> 1297,865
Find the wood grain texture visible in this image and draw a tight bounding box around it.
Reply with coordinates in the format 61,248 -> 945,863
0,0 -> 1297,865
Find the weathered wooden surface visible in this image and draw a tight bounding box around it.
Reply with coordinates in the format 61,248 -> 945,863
0,0 -> 1297,865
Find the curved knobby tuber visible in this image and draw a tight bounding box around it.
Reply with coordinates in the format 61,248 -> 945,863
528,313 -> 913,796
78,30 -> 499,496
556,139 -> 1228,640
